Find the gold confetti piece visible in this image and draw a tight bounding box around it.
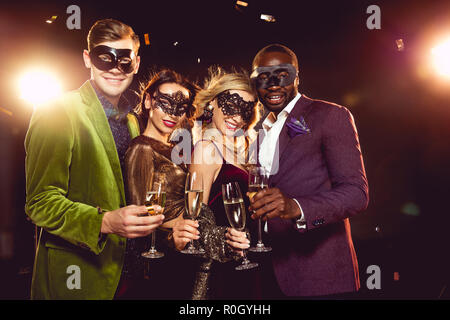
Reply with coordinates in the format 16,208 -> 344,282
45,15 -> 57,24
394,272 -> 400,281
236,1 -> 248,7
144,33 -> 150,46
260,14 -> 276,23
396,39 -> 405,51
0,107 -> 13,117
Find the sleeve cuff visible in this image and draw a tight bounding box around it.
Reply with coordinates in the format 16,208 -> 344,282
292,198 -> 307,230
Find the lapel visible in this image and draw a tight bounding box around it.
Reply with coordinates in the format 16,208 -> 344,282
277,95 -> 314,161
269,95 -> 314,184
79,81 -> 126,205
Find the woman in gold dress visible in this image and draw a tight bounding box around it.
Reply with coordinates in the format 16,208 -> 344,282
123,69 -> 197,298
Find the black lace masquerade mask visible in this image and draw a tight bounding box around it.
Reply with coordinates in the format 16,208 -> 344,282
250,63 -> 297,90
89,45 -> 137,74
153,88 -> 193,117
216,90 -> 256,122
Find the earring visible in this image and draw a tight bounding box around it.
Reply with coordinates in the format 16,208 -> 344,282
202,104 -> 214,122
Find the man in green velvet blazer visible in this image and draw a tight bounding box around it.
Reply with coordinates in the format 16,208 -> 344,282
25,19 -> 164,299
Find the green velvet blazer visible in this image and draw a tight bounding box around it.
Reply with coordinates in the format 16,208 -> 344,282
25,81 -> 140,299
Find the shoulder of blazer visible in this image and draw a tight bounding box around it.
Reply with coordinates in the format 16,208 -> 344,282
293,95 -> 350,119
306,96 -> 348,112
79,80 -> 101,108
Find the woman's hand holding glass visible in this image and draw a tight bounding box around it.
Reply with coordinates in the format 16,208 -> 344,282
181,172 -> 204,254
172,218 -> 250,254
173,218 -> 199,251
222,182 -> 258,270
225,228 -> 250,256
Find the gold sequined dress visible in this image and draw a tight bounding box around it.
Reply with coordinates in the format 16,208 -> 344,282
124,135 -> 239,299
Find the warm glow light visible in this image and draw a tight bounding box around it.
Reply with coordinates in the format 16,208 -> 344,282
431,37 -> 450,79
18,69 -> 62,106
260,14 -> 276,23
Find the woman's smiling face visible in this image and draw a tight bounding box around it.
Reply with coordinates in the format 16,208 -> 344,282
211,89 -> 256,136
146,82 -> 190,137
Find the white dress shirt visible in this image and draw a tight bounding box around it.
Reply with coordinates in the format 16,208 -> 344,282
258,93 -> 306,230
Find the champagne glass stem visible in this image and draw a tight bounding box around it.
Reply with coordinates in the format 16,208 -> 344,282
242,248 -> 250,264
257,218 -> 263,244
151,232 -> 156,251
241,231 -> 251,264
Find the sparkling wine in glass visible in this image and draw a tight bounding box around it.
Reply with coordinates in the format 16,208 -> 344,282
248,167 -> 272,253
222,182 -> 258,271
181,172 -> 204,255
141,182 -> 166,259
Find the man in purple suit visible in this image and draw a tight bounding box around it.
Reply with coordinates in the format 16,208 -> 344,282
249,44 -> 369,298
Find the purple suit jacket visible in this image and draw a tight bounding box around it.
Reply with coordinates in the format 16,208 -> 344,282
266,95 -> 369,297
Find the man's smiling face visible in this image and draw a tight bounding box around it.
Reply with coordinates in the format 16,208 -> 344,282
252,51 -> 299,114
84,38 -> 140,103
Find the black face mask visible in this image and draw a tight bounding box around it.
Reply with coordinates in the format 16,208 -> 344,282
89,45 -> 137,74
250,63 -> 297,90
153,88 -> 192,117
216,90 -> 256,122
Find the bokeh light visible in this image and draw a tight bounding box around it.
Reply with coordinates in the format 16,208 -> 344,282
431,36 -> 450,79
18,69 -> 62,106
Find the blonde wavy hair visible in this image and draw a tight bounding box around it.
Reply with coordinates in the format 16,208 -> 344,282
194,66 -> 261,131
193,66 -> 261,167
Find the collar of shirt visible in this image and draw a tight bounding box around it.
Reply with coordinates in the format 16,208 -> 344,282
262,93 -> 302,132
91,80 -> 132,122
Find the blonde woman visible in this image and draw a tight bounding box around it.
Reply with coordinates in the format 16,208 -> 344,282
173,67 -> 261,299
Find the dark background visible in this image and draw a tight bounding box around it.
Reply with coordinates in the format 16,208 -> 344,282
1,0 -> 450,299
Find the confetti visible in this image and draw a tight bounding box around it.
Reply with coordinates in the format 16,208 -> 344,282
197,58 -> 201,63
394,272 -> 400,281
46,15 -> 57,24
260,14 -> 276,23
236,1 -> 248,7
173,41 -> 179,46
396,39 -> 405,51
144,33 -> 150,46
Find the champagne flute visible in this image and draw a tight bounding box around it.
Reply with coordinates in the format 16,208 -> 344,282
222,182 -> 258,271
248,167 -> 272,253
181,171 -> 204,254
141,182 -> 166,259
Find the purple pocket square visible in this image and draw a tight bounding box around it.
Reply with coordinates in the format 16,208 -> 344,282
286,116 -> 311,138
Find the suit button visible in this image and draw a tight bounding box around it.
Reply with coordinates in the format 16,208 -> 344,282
313,218 -> 325,226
